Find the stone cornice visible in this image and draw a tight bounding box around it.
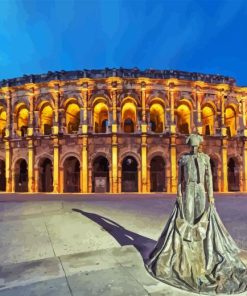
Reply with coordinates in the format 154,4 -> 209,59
0,68 -> 236,88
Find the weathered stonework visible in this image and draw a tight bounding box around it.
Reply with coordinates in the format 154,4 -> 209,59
0,68 -> 246,193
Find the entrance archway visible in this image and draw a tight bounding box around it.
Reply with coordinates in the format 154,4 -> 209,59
150,156 -> 166,192
228,158 -> 240,191
92,156 -> 109,192
15,159 -> 28,192
122,156 -> 138,192
39,158 -> 53,192
63,157 -> 80,192
0,160 -> 6,191
210,158 -> 218,192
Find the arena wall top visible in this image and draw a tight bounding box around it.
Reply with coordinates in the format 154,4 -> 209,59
0,68 -> 236,87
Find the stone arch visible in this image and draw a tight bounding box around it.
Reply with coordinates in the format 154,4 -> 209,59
92,155 -> 110,192
175,100 -> 192,134
38,102 -> 54,135
35,153 -> 53,169
118,92 -> 141,108
63,155 -> 81,193
34,93 -> 55,111
121,98 -> 138,133
227,155 -> 241,191
121,155 -> 139,192
14,158 -> 28,192
92,99 -> 109,133
149,102 -> 165,133
208,153 -> 221,192
225,104 -> 238,137
60,152 -> 80,167
38,158 -> 53,192
89,93 -> 112,108
0,105 -> 7,137
146,91 -> 168,107
90,152 -> 111,168
149,155 -> 167,192
119,151 -> 141,169
63,99 -> 81,133
14,102 -> 29,137
201,102 -> 216,135
60,93 -> 84,109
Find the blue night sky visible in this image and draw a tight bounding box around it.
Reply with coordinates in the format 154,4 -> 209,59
0,0 -> 247,85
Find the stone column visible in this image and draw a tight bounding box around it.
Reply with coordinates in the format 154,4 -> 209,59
5,141 -> 12,192
141,134 -> 147,192
196,89 -> 203,134
34,167 -> 39,192
221,138 -> 228,192
138,166 -> 141,193
5,91 -> 12,138
28,139 -> 34,192
27,93 -> 34,137
53,137 -> 60,193
118,166 -> 122,193
111,134 -> 118,193
88,164 -> 92,193
220,91 -> 227,136
111,90 -> 118,133
81,136 -> 88,193
170,135 -> 177,193
169,85 -> 176,133
52,92 -> 59,135
59,167 -> 64,193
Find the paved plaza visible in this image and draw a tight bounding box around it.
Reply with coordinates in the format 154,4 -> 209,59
0,193 -> 246,296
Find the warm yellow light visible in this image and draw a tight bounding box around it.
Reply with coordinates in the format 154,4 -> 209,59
176,104 -> 191,134
202,105 -> 215,135
18,107 -> 29,129
66,103 -> 80,132
94,102 -> 108,133
0,110 -> 7,133
150,103 -> 164,132
225,106 -> 236,136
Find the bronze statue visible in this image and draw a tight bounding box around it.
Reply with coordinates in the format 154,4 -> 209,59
146,134 -> 247,294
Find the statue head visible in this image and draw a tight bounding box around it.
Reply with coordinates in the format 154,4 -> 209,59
186,134 -> 203,154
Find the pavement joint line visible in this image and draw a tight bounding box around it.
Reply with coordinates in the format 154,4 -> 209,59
58,256 -> 74,296
42,214 -> 57,258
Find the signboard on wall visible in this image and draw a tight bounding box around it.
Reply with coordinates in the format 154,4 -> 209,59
95,177 -> 107,193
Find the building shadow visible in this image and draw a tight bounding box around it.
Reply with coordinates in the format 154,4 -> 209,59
72,208 -> 156,263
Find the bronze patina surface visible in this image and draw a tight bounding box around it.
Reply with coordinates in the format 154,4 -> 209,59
146,134 -> 247,294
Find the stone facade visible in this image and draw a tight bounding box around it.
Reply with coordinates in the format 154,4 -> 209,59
0,68 -> 246,193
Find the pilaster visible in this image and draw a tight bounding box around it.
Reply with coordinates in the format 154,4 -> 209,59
53,137 -> 60,193
170,135 -> 177,193
221,138 -> 228,192
28,138 -> 34,192
81,135 -> 88,193
111,134 -> 118,193
5,140 -> 12,192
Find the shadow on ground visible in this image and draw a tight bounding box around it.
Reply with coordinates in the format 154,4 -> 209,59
72,208 -> 156,263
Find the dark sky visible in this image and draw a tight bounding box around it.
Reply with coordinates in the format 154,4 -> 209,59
1,0 -> 247,85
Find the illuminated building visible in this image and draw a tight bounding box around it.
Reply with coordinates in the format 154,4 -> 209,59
0,68 -> 246,193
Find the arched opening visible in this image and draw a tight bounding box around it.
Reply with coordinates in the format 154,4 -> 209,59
225,106 -> 236,137
228,158 -> 240,191
63,156 -> 80,192
40,105 -> 53,135
0,108 -> 6,138
17,105 -> 29,137
150,103 -> 164,133
121,101 -> 136,133
210,158 -> 218,192
176,103 -> 191,134
202,105 -> 215,135
0,160 -> 6,191
93,102 -> 108,133
66,103 -> 80,134
92,156 -> 109,192
39,158 -> 53,192
150,156 -> 166,192
122,156 -> 138,192
15,159 -> 28,192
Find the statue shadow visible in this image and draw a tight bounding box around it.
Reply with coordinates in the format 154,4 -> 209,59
72,208 -> 156,263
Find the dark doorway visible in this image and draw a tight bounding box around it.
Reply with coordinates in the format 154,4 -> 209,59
15,159 -> 28,192
122,156 -> 138,192
228,158 -> 240,191
0,160 -> 6,191
124,118 -> 134,133
210,158 -> 218,192
150,156 -> 166,192
39,158 -> 53,192
92,156 -> 109,192
64,157 -> 80,192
